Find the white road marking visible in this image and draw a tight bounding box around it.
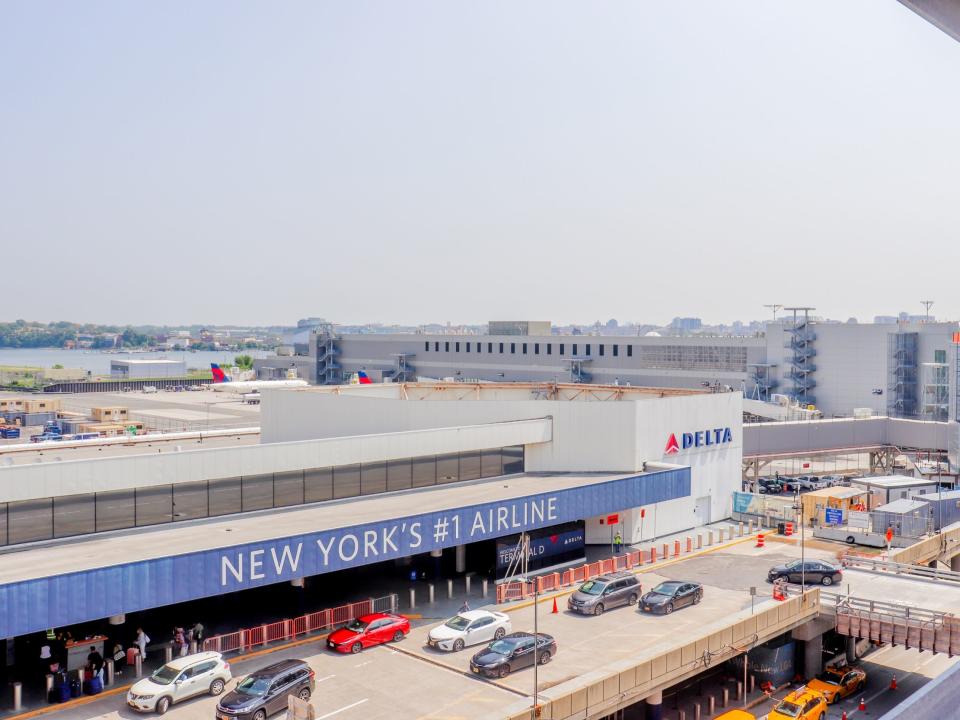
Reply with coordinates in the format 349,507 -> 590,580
354,661 -> 372,668
315,674 -> 336,683
316,699 -> 369,719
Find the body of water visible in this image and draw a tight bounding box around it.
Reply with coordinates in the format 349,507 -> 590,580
0,348 -> 275,375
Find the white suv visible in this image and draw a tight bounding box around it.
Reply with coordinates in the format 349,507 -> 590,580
127,651 -> 231,714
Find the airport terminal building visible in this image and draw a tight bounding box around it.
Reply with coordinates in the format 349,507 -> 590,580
0,382 -> 741,646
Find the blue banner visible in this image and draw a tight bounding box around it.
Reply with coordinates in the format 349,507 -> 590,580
0,467 -> 689,638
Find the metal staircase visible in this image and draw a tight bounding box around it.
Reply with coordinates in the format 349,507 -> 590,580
314,324 -> 342,385
784,308 -> 816,406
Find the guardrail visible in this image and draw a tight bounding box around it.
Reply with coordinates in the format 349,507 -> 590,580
202,594 -> 398,654
496,523 -> 759,603
840,553 -> 960,584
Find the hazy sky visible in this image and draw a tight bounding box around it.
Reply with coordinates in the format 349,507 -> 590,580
2,1 -> 958,327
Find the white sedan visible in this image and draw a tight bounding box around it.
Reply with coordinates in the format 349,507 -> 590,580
427,610 -> 512,652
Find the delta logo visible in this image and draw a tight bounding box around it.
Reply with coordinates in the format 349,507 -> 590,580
665,428 -> 733,454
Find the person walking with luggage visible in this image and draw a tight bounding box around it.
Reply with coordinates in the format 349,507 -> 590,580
191,622 -> 205,652
87,646 -> 104,681
135,627 -> 150,661
174,627 -> 187,657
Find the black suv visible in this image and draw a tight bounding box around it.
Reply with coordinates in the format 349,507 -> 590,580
758,478 -> 783,494
216,659 -> 315,720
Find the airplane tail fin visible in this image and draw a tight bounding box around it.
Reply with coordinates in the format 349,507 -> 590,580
210,364 -> 230,383
357,371 -> 373,385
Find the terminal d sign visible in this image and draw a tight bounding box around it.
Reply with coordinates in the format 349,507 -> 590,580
664,427 -> 732,455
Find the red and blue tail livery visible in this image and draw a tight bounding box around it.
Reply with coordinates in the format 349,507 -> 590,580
210,364 -> 231,383
357,371 -> 373,385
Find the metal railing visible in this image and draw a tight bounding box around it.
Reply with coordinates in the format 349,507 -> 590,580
840,554 -> 960,585
202,594 -> 398,655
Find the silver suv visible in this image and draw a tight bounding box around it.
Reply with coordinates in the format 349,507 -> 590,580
567,573 -> 641,615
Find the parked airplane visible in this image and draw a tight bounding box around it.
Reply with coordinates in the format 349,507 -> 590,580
209,364 -> 308,393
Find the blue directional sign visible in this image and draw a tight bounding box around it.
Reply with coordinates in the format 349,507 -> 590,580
824,508 -> 843,525
0,467 -> 689,638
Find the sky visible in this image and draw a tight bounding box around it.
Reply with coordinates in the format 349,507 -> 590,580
2,1 -> 959,328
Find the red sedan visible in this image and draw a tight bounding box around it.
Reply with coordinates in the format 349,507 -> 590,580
327,613 -> 410,654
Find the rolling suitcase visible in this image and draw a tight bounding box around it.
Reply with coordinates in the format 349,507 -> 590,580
127,647 -> 139,666
57,682 -> 72,703
84,676 -> 103,695
70,678 -> 82,698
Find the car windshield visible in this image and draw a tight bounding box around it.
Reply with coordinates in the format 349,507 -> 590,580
445,615 -> 471,631
150,665 -> 180,685
235,676 -> 271,696
652,582 -> 682,595
773,700 -> 803,718
488,639 -> 519,655
816,672 -> 841,686
578,581 -> 605,595
345,619 -> 369,633
785,559 -> 802,569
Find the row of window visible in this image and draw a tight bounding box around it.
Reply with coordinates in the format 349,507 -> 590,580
424,340 -> 634,358
0,446 -> 524,547
422,341 -> 748,371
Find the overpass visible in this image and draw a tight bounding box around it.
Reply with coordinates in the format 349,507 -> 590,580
742,416 -> 954,481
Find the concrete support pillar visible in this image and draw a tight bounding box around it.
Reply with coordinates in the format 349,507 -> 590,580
697,534 -> 702,550
135,652 -> 143,678
707,696 -> 716,714
482,578 -> 489,597
739,522 -> 744,537
707,531 -> 714,546
12,682 -> 21,712
447,579 -> 454,599
645,690 -> 663,720
722,688 -> 729,707
951,555 -> 960,572
409,587 -> 416,609
45,674 -> 54,695
845,636 -> 857,664
465,575 -> 472,595
800,635 -> 824,678
428,584 -> 435,604
105,659 -> 114,686
455,544 -> 466,574
164,645 -> 173,663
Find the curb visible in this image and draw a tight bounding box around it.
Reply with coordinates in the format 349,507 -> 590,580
386,642 -> 528,698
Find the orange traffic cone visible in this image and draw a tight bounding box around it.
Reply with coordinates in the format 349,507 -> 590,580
841,712 -> 847,720
551,597 -> 558,614
859,697 -> 866,711
890,674 -> 897,690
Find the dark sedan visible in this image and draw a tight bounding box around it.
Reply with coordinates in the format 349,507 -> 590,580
469,632 -> 556,679
768,559 -> 842,586
216,659 -> 314,720
640,581 -> 703,614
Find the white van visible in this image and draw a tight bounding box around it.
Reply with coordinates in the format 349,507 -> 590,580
142,386 -> 158,394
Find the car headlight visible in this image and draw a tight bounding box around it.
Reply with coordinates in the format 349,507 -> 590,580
139,695 -> 155,700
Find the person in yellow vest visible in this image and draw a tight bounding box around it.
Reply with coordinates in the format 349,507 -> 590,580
614,531 -> 623,555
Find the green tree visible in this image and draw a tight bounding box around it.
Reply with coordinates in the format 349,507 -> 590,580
234,354 -> 254,371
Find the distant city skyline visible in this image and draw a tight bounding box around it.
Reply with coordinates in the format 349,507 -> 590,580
2,1 -> 959,326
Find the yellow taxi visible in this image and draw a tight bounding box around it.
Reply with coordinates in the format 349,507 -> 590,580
714,711 -> 756,720
806,665 -> 867,704
767,687 -> 827,720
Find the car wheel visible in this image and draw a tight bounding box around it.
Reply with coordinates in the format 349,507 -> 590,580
351,642 -> 362,654
498,665 -> 510,679
155,697 -> 171,715
821,575 -> 834,586
539,651 -> 551,665
494,627 -> 506,640
297,688 -> 311,701
392,630 -> 404,642
628,593 -> 638,605
665,602 -> 674,614
209,679 -> 225,696
694,591 -> 702,604
829,693 -> 838,705
453,639 -> 465,652
846,536 -> 856,544
253,710 -> 267,720
594,603 -> 605,616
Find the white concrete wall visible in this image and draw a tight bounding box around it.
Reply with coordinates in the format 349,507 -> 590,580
0,419 -> 551,503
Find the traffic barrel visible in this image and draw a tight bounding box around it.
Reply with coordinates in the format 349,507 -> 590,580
756,533 -> 765,548
785,522 -> 794,536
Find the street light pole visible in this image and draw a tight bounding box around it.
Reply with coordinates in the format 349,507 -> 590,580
528,534 -> 539,719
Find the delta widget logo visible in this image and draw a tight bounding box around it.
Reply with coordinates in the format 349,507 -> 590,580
665,427 -> 733,454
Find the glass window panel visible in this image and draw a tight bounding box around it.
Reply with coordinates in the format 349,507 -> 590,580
411,456 -> 436,488
136,486 -> 173,526
242,474 -> 274,512
54,494 -> 96,538
436,454 -> 459,484
459,451 -> 481,481
333,464 -> 361,499
305,468 -> 333,503
361,462 -> 387,495
209,477 -> 242,517
481,449 -> 503,478
96,490 -> 136,532
274,471 -> 304,507
173,481 -> 208,521
0,503 -> 6,545
8,499 -> 53,544
387,459 -> 412,492
503,445 -> 524,474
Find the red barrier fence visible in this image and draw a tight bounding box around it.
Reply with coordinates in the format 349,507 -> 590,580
203,594 -> 398,655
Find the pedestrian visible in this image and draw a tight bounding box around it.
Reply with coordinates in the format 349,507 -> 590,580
614,531 -> 623,555
191,622 -> 205,651
135,627 -> 150,661
174,627 -> 187,657
87,646 -> 104,681
458,600 -> 470,614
